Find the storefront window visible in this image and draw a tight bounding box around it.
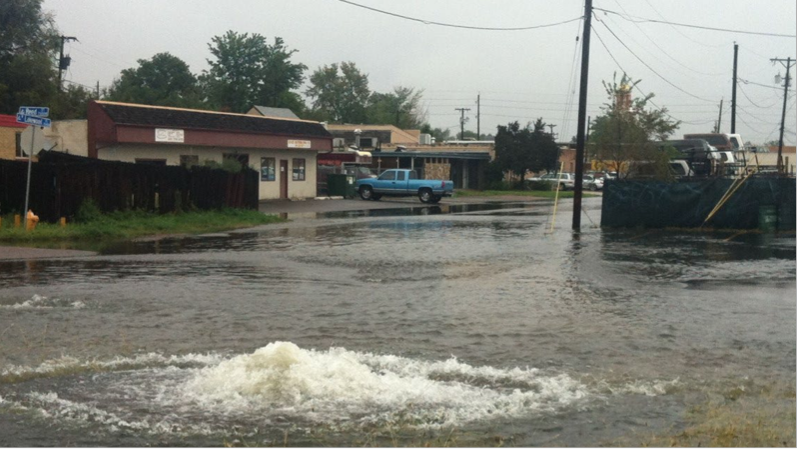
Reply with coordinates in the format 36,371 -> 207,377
292,158 -> 305,181
261,157 -> 276,181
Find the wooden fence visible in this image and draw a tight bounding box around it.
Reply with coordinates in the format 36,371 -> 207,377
0,152 -> 259,223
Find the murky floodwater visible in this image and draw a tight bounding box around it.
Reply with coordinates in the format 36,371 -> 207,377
0,198 -> 794,446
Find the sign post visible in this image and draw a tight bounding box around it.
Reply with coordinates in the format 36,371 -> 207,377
17,106 -> 50,227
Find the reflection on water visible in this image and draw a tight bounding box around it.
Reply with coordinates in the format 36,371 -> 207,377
0,198 -> 794,446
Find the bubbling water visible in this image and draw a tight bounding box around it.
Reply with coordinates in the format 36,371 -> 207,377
180,342 -> 591,427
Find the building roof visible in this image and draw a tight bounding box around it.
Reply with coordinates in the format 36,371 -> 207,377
326,124 -> 420,144
0,114 -> 28,129
371,150 -> 491,160
248,105 -> 300,120
94,101 -> 330,138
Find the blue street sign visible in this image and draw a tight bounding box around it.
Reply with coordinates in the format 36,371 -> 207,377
16,113 -> 52,127
18,106 -> 49,117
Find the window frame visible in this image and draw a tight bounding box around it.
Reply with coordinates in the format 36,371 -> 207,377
292,158 -> 306,181
260,157 -> 276,182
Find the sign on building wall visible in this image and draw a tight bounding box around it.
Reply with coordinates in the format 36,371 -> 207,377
287,139 -> 311,149
155,128 -> 185,143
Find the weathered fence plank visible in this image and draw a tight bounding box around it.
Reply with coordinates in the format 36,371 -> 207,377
0,152 -> 258,223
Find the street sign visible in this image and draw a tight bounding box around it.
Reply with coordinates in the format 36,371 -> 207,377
16,114 -> 51,127
18,106 -> 49,117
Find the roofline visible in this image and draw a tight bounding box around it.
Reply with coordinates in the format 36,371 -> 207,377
371,151 -> 490,160
112,122 -> 331,141
94,100 -> 323,125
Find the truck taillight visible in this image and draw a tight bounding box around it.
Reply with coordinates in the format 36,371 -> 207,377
441,181 -> 445,188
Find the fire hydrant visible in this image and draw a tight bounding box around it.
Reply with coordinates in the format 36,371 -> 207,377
25,210 -> 39,231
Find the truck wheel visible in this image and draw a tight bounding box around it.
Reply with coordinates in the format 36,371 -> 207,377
359,186 -> 374,200
418,188 -> 433,203
589,184 -> 597,191
430,195 -> 442,204
559,183 -> 567,191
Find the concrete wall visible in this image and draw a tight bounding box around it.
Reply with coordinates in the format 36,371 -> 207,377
98,144 -> 318,200
19,120 -> 89,158
45,121 -> 88,156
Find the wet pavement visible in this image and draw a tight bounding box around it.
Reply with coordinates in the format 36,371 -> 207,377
0,196 -> 793,446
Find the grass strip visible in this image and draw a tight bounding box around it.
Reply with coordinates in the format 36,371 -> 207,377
0,209 -> 283,243
455,189 -> 598,199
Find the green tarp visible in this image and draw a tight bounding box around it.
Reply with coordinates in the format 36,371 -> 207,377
601,177 -> 795,230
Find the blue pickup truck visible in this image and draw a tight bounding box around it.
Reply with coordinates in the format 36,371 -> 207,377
355,169 -> 454,203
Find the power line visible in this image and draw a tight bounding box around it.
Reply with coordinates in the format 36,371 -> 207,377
738,77 -> 785,91
596,18 -> 716,103
591,24 -> 713,126
737,82 -> 780,109
337,0 -> 582,31
641,0 -> 727,49
61,79 -> 96,91
560,17 -> 583,142
607,1 -> 724,77
594,7 -> 797,38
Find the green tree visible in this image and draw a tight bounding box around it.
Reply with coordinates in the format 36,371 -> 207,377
0,0 -> 59,114
493,119 -> 560,188
202,31 -> 306,113
366,86 -> 426,128
106,52 -> 203,108
52,83 -> 94,119
306,61 -> 370,123
589,73 -> 680,178
420,123 -> 451,142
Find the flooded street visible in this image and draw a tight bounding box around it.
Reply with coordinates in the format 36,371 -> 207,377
0,197 -> 794,446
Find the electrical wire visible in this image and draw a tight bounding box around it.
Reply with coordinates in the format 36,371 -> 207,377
560,15 -> 583,141
337,0 -> 582,31
641,0 -> 728,49
596,18 -> 717,103
62,79 -> 96,91
591,24 -> 715,126
739,77 -> 787,91
608,0 -> 724,77
737,82 -> 780,109
594,7 -> 797,38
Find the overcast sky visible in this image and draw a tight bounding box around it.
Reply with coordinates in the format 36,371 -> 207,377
44,0 -> 796,145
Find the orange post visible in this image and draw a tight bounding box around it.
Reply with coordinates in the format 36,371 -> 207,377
14,214 -> 21,228
25,210 -> 39,231
59,217 -> 66,227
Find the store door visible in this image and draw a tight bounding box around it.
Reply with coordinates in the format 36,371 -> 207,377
280,160 -> 288,199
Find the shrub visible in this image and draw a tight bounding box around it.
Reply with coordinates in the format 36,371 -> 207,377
524,180 -> 555,191
74,198 -> 103,223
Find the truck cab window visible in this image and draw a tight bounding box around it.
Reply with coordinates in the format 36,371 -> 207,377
379,171 -> 396,181
396,171 -> 406,181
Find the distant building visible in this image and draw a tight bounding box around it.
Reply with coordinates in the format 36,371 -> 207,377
247,106 -> 301,120
20,120 -> 88,158
87,100 -> 332,200
0,114 -> 27,160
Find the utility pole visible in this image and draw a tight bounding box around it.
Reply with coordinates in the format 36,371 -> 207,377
731,43 -> 738,133
714,98 -> 724,133
455,107 -> 470,140
572,0 -> 593,231
96,81 -> 100,99
58,35 -> 78,91
547,124 -> 557,139
476,94 -> 481,140
772,57 -> 794,174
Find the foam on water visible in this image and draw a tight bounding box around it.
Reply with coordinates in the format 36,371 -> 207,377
0,342 -> 679,438
0,294 -> 86,310
179,342 -> 590,427
1,352 -> 222,383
